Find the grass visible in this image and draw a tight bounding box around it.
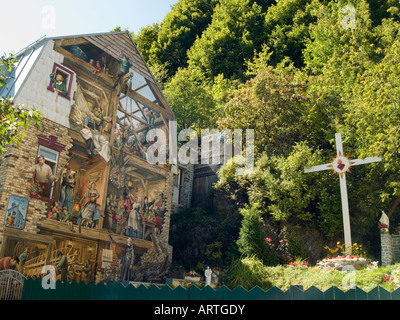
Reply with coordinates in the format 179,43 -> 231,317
224,256 -> 400,292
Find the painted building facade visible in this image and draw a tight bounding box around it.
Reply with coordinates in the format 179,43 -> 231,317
0,32 -> 178,284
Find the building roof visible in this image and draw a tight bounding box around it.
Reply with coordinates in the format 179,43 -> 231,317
3,31 -> 173,119
16,31 -> 152,80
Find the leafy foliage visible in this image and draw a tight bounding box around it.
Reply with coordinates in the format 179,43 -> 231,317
0,54 -> 42,153
135,0 -> 400,264
187,0 -> 266,80
236,206 -> 278,264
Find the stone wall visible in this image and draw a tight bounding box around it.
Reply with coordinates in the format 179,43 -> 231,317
171,164 -> 194,213
179,164 -> 194,209
380,232 -> 400,266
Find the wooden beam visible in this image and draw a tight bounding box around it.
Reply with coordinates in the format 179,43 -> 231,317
118,103 -> 148,126
127,89 -> 173,119
3,228 -> 54,244
112,146 -> 170,177
99,89 -> 119,230
38,220 -> 152,249
54,46 -> 115,87
54,38 -> 89,48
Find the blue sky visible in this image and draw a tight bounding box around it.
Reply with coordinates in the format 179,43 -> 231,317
0,0 -> 177,55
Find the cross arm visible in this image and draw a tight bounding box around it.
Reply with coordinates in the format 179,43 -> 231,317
351,156 -> 382,166
304,164 -> 331,173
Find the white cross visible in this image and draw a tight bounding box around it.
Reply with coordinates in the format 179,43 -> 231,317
304,133 -> 382,251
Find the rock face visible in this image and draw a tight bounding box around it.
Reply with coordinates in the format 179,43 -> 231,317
316,257 -> 374,271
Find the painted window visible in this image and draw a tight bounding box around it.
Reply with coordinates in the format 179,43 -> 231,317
47,63 -> 74,100
37,145 -> 59,199
32,135 -> 65,201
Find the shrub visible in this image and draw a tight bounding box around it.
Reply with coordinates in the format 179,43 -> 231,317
236,206 -> 280,265
225,255 -> 274,290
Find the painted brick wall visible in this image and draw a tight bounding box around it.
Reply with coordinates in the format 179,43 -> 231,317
0,118 -> 73,253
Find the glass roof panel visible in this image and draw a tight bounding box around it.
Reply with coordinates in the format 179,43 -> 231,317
0,44 -> 44,99
130,69 -> 147,90
136,85 -> 157,103
130,69 -> 161,103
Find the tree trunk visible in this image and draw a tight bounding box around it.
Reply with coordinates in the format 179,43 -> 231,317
387,195 -> 400,219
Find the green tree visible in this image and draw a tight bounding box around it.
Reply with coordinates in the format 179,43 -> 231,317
132,23 -> 160,66
263,0 -> 315,66
236,206 -> 278,265
145,0 -> 218,78
187,0 -> 267,80
218,60 -> 309,155
0,54 -> 42,153
163,67 -> 217,132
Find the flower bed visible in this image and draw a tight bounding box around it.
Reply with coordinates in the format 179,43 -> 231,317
316,255 -> 375,271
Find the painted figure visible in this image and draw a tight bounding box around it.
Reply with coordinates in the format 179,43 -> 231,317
140,196 -> 155,221
80,105 -> 111,163
0,256 -> 19,271
24,155 -> 57,198
5,211 -> 15,227
83,259 -> 93,283
92,60 -> 102,74
146,109 -> 155,126
125,193 -> 142,238
18,248 -> 28,272
50,73 -> 68,96
48,201 -> 60,220
77,182 -> 100,227
91,203 -> 103,229
113,53 -> 133,89
120,238 -> 135,283
60,206 -> 75,232
56,251 -> 68,282
59,167 -> 76,214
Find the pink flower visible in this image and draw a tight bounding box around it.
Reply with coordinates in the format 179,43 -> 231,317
265,237 -> 272,243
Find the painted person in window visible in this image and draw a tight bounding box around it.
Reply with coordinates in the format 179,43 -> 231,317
113,52 -> 133,89
23,155 -> 57,198
50,73 -> 67,96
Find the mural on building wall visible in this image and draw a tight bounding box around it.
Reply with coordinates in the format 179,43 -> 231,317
3,237 -> 98,283
0,33 -> 174,285
4,195 -> 29,230
104,186 -> 166,239
70,82 -> 112,163
47,63 -> 75,101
